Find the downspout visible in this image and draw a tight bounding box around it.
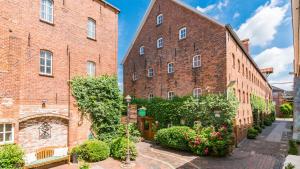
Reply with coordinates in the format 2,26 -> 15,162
67,45 -> 71,147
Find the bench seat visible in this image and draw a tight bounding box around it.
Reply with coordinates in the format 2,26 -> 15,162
24,155 -> 69,169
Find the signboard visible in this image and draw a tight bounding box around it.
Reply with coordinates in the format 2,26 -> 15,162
129,104 -> 137,123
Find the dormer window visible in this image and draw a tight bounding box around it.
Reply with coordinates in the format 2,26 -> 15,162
157,37 -> 164,48
179,27 -> 187,40
157,14 -> 163,25
139,46 -> 144,55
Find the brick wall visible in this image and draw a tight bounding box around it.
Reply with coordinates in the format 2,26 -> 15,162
123,0 -> 227,99
0,0 -> 118,151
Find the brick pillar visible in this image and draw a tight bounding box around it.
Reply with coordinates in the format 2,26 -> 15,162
293,76 -> 300,141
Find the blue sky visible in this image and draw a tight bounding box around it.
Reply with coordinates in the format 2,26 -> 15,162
106,0 -> 294,91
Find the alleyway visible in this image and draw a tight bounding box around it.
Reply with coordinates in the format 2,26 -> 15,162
53,119 -> 293,169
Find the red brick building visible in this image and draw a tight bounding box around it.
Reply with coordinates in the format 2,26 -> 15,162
122,0 -> 272,142
0,0 -> 119,162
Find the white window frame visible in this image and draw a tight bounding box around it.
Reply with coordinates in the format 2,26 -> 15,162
132,72 -> 138,81
156,14 -> 163,25
148,68 -> 154,77
193,88 -> 202,98
167,63 -> 174,73
179,27 -> 187,40
40,50 -> 53,75
87,61 -> 96,77
0,123 -> 14,145
192,55 -> 201,68
87,18 -> 96,40
157,37 -> 164,48
139,46 -> 145,55
167,91 -> 175,100
40,0 -> 54,23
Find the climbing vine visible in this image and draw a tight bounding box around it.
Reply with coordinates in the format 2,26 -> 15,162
70,75 -> 124,142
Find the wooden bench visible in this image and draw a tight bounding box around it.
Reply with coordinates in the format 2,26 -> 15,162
24,147 -> 70,169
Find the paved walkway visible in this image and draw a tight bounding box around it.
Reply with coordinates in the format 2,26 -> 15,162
52,119 -> 293,169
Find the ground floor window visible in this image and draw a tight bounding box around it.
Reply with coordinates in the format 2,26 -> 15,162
0,123 -> 14,144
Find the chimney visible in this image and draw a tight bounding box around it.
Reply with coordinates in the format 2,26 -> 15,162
241,39 -> 250,53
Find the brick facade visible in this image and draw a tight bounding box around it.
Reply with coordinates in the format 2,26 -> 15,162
0,0 -> 119,153
123,0 -> 272,142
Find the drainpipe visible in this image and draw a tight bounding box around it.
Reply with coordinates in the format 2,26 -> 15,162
67,45 -> 71,147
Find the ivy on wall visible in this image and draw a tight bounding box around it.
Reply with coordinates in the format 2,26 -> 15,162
70,75 -> 124,141
132,91 -> 239,130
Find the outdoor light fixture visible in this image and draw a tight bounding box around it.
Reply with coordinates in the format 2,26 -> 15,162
125,95 -> 132,103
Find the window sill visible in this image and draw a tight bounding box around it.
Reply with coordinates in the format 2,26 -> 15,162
179,37 -> 187,41
192,66 -> 201,69
39,73 -> 54,78
39,19 -> 54,26
0,141 -> 14,145
156,23 -> 162,27
87,37 -> 97,41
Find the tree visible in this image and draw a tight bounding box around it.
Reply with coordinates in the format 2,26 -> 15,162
280,103 -> 293,118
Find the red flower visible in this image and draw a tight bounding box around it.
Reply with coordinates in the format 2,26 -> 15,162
204,148 -> 209,155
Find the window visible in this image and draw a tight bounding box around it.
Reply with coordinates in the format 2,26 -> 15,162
193,88 -> 202,98
139,46 -> 145,55
167,91 -> 175,100
87,61 -> 96,76
132,72 -> 138,81
40,50 -> 52,75
148,93 -> 154,100
0,124 -> 13,144
167,63 -> 174,73
242,64 -> 244,76
192,55 -> 201,68
156,14 -> 163,25
87,18 -> 96,40
179,27 -> 187,40
157,37 -> 164,48
40,0 -> 53,23
232,54 -> 235,68
148,68 -> 154,77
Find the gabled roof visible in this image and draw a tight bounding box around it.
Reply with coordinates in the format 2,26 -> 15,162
121,0 -> 225,65
272,85 -> 285,92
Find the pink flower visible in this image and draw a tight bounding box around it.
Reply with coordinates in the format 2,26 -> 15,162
204,148 -> 209,155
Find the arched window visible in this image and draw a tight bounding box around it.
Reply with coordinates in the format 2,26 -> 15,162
87,18 -> 96,40
40,0 -> 53,23
157,37 -> 164,48
156,14 -> 163,25
40,50 -> 53,75
192,55 -> 201,68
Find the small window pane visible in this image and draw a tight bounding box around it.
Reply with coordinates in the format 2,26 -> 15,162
87,19 -> 96,39
0,125 -> 3,132
0,134 -> 3,142
46,67 -> 51,74
5,124 -> 12,132
5,133 -> 12,141
46,60 -> 51,66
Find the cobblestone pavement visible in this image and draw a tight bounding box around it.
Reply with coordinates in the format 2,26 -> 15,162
52,120 -> 292,169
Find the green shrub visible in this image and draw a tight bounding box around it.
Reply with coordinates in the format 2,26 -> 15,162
72,140 -> 110,162
280,103 -> 293,118
110,137 -> 137,161
0,144 -> 24,169
288,140 -> 299,155
254,125 -> 262,133
247,127 -> 258,139
264,118 -> 272,126
116,123 -> 141,143
79,163 -> 90,169
155,126 -> 196,151
285,163 -> 296,169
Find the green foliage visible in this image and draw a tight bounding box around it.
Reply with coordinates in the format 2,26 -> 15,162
132,93 -> 238,131
247,127 -> 258,139
70,76 -> 124,142
116,123 -> 141,143
72,140 -> 110,162
288,140 -> 299,155
0,144 -> 24,169
253,125 -> 262,133
110,137 -> 137,161
285,163 -> 296,169
280,103 -> 293,118
79,163 -> 90,169
155,126 -> 196,151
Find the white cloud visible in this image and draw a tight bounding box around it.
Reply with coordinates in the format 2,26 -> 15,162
196,4 -> 215,13
254,46 -> 294,90
196,0 -> 229,13
233,12 -> 240,19
236,0 -> 288,47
